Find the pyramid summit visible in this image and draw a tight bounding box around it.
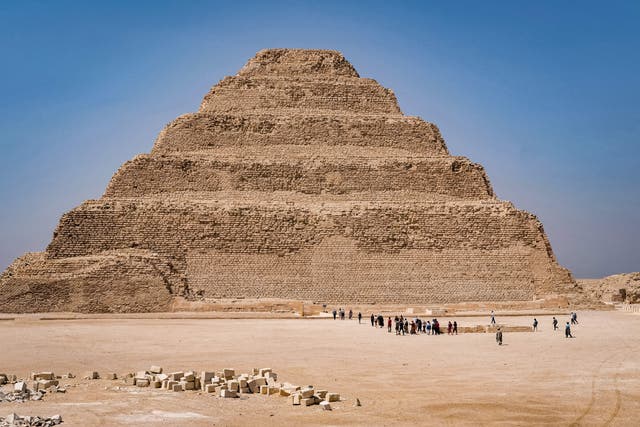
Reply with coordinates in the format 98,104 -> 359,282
0,49 -> 579,313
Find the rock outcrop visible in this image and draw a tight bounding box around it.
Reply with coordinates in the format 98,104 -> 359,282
0,49 -> 579,312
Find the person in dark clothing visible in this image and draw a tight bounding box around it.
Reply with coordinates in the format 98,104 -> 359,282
403,320 -> 409,335
348,309 -> 353,320
388,317 -> 392,333
496,327 -> 503,345
453,321 -> 458,335
358,312 -> 362,324
370,313 -> 375,327
332,309 -> 337,320
533,318 -> 538,332
552,317 -> 558,330
447,321 -> 453,335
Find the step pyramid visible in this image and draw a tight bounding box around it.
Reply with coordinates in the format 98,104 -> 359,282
0,49 -> 577,312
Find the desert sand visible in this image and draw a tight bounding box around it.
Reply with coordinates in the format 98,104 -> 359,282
1,310 -> 638,426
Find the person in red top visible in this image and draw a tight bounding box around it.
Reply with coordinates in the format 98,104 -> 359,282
387,317 -> 392,333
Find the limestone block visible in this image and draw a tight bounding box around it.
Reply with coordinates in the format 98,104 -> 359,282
33,372 -> 55,381
106,373 -> 118,380
220,389 -> 237,398
238,378 -> 248,388
169,372 -> 184,381
240,387 -> 250,393
205,384 -> 216,393
155,373 -> 168,382
259,368 -> 272,377
183,372 -> 195,382
201,371 -> 215,385
267,386 -> 279,395
180,381 -> 195,390
152,380 -> 161,388
14,381 -> 27,392
316,390 -> 327,399
223,368 -> 235,379
320,401 -> 332,410
260,385 -> 269,395
228,380 -> 239,392
136,379 -> 150,387
85,371 -> 99,380
291,393 -> 301,405
172,383 -> 183,392
302,397 -> 315,406
166,380 -> 177,390
150,366 -> 163,374
300,388 -> 315,398
326,393 -> 340,402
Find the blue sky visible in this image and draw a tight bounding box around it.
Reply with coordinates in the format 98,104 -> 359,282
1,1 -> 638,278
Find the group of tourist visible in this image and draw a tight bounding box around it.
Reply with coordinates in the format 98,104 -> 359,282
332,308 -> 459,337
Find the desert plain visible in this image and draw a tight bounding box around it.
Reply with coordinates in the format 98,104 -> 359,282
1,309 -> 639,426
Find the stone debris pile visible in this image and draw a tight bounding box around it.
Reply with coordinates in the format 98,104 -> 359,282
122,366 -> 340,408
0,413 -> 62,427
0,373 -> 66,403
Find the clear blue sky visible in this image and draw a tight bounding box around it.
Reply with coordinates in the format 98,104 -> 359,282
1,1 -> 638,278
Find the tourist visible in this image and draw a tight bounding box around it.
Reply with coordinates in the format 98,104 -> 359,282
565,321 -> 573,338
358,312 -> 362,324
422,320 -> 427,333
395,318 -> 401,335
552,316 -> 558,330
490,310 -> 496,325
333,309 -> 337,320
388,317 -> 392,333
349,309 -> 353,320
573,312 -> 579,324
533,318 -> 538,332
447,321 -> 453,335
453,320 -> 458,335
370,313 -> 375,327
426,321 -> 431,335
496,327 -> 503,345
404,319 -> 409,335
416,318 -> 422,333
410,321 -> 416,334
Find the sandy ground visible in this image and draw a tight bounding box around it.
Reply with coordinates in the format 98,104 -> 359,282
0,310 -> 639,426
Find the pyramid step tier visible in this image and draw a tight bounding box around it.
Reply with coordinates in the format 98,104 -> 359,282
200,76 -> 401,114
152,112 -> 447,155
105,150 -> 494,199
48,198 -> 550,259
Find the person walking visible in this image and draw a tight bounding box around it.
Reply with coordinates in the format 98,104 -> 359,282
453,320 -> 458,335
370,313 -> 375,327
388,317 -> 392,333
490,310 -> 496,325
565,321 -> 573,338
496,327 -> 503,345
332,309 -> 337,320
447,321 -> 453,335
358,312 -> 362,324
552,316 -> 558,330
426,321 -> 431,335
404,319 -> 409,335
533,318 -> 538,332
348,309 -> 353,320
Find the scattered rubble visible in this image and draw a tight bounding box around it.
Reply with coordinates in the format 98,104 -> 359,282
0,373 -> 68,403
119,366 -> 341,408
1,367 -> 342,411
0,413 -> 62,426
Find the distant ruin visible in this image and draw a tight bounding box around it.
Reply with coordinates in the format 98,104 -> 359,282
0,49 -> 579,312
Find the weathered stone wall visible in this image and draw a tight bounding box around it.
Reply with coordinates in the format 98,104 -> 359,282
0,48 -> 578,312
104,154 -> 493,198
152,113 -> 447,155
